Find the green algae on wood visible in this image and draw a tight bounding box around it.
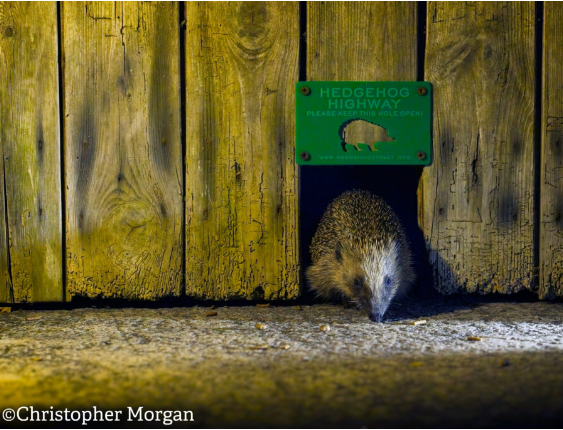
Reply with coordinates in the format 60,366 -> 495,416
0,2 -> 63,302
62,2 -> 183,299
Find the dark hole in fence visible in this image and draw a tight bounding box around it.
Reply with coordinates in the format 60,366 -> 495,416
299,165 -> 434,303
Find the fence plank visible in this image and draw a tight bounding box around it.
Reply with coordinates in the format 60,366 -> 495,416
308,2 -> 417,81
0,2 -> 62,302
423,2 -> 536,294
540,3 -> 563,298
63,2 -> 182,299
185,2 -> 300,300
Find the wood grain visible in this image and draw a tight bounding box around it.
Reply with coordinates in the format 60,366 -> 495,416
63,2 -> 182,299
0,2 -> 63,302
540,2 -> 563,298
423,2 -> 536,294
185,2 -> 300,300
307,2 -> 418,81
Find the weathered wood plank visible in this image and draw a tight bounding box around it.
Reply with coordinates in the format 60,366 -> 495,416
308,1 -> 418,81
63,2 -> 182,299
185,2 -> 300,300
423,2 -> 536,294
0,2 -> 63,302
540,2 -> 563,299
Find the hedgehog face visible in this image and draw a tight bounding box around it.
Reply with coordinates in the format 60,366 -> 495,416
360,241 -> 404,322
332,241 -> 403,322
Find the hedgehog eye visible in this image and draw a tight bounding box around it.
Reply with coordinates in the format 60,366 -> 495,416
384,275 -> 393,287
353,277 -> 362,289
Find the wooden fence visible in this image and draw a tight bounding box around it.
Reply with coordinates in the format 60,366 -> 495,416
0,2 -> 561,303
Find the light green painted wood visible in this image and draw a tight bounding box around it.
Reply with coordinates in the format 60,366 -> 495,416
0,2 -> 63,302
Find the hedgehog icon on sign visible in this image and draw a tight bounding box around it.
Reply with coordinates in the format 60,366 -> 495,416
338,119 -> 395,152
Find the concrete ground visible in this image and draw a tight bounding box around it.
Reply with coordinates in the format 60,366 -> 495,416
1,297 -> 563,428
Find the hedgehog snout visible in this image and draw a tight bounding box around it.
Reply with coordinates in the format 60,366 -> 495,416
367,291 -> 393,323
368,303 -> 387,323
369,312 -> 382,323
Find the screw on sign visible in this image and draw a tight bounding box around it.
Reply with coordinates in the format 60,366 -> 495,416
417,151 -> 426,160
300,86 -> 311,96
300,151 -> 311,161
417,87 -> 427,96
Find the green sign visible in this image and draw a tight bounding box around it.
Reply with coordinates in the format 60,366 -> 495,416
295,81 -> 432,165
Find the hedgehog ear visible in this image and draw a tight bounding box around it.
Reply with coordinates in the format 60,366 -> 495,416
335,242 -> 343,263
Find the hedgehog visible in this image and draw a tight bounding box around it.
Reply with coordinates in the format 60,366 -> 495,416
306,190 -> 414,322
